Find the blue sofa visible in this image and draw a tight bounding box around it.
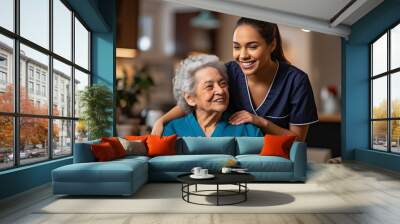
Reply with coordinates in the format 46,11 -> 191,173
52,137 -> 307,196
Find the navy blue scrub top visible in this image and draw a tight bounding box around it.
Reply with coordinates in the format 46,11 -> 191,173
225,61 -> 318,129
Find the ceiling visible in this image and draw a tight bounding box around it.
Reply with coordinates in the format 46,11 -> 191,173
164,0 -> 384,38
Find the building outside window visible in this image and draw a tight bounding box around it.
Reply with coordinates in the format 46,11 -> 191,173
370,23 -> 400,154
28,81 -> 34,94
0,0 -> 91,170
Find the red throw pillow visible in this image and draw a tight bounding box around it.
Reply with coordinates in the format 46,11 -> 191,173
101,137 -> 127,158
146,135 -> 177,157
259,135 -> 297,159
125,135 -> 148,142
91,142 -> 117,161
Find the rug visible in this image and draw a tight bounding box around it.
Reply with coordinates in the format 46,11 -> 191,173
37,183 -> 361,214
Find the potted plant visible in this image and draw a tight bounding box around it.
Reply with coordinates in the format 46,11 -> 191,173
79,84 -> 113,140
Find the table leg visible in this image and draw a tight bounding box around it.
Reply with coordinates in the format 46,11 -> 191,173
195,184 -> 197,192
245,183 -> 247,201
217,184 -> 219,206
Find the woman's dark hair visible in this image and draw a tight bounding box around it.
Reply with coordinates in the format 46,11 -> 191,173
236,17 -> 289,64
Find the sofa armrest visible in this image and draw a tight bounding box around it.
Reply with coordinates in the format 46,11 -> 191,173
289,141 -> 307,181
73,140 -> 100,163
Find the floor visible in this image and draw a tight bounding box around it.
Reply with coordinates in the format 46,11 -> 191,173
1,162 -> 400,224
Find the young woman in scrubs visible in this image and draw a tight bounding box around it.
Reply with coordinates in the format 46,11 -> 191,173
152,17 -> 318,141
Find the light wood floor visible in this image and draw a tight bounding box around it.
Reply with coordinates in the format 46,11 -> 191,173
1,162 -> 400,224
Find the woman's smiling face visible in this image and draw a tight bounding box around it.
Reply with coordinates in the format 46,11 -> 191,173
233,24 -> 276,76
185,66 -> 229,113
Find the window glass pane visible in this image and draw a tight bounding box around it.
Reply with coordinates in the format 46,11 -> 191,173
372,121 -> 388,151
20,117 -> 49,165
0,0 -> 14,31
53,119 -> 72,157
20,0 -> 49,49
74,18 -> 89,70
75,120 -> 88,143
0,116 -> 13,170
20,44 -> 49,115
53,59 -> 72,117
74,69 -> 89,118
372,77 -> 387,119
0,34 -> 14,112
53,0 -> 72,60
372,33 -> 387,76
391,72 -> 400,118
391,24 -> 400,70
391,120 -> 400,153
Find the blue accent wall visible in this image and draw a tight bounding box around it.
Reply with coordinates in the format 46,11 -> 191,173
92,0 -> 117,136
0,0 -> 116,200
343,0 -> 400,171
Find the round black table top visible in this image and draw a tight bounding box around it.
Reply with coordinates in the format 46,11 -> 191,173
177,172 -> 255,185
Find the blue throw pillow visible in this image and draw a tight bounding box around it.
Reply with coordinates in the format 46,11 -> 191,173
235,137 -> 264,155
177,137 -> 235,155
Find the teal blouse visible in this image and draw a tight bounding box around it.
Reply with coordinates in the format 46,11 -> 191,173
162,112 -> 263,137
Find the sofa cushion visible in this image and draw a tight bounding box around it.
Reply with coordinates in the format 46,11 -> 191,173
91,142 -> 118,161
260,135 -> 296,159
177,137 -> 235,155
147,135 -> 177,157
101,137 -> 127,158
148,154 -> 235,172
235,137 -> 264,155
236,155 -> 293,172
53,158 -> 147,183
73,139 -> 100,163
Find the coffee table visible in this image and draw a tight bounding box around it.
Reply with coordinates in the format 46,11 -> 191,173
177,172 -> 255,206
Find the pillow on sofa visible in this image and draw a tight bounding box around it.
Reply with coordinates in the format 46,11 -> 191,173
91,142 -> 118,161
260,135 -> 296,159
101,137 -> 127,158
125,135 -> 148,142
146,135 -> 177,157
177,137 -> 235,155
118,137 -> 147,156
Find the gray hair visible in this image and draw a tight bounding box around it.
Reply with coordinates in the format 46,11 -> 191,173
173,54 -> 228,113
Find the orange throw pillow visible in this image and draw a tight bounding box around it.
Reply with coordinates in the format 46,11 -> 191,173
260,135 -> 297,159
125,135 -> 148,142
101,137 -> 127,158
146,135 -> 177,157
91,142 -> 117,161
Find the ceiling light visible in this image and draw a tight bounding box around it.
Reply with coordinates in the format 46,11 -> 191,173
301,29 -> 311,32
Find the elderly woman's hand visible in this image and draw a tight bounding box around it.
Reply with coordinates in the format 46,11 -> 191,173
228,110 -> 268,127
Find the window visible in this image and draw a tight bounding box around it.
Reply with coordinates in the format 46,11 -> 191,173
42,85 -> 46,97
371,23 -> 400,154
28,81 -> 34,94
36,83 -> 40,95
0,0 -> 14,32
0,54 -> 7,86
28,67 -> 34,80
0,0 -> 91,170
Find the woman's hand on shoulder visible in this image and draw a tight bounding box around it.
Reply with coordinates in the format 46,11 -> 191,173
229,110 -> 266,127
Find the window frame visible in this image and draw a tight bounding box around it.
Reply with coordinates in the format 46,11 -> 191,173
0,0 -> 92,171
370,20 -> 400,154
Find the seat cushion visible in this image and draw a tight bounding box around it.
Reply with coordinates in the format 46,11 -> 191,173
52,158 -> 147,183
236,155 -> 293,172
149,154 -> 235,172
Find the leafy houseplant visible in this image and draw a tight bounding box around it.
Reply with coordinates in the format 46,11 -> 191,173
116,66 -> 154,118
79,84 -> 113,140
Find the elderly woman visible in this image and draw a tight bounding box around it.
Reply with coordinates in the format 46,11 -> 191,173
162,54 -> 262,137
